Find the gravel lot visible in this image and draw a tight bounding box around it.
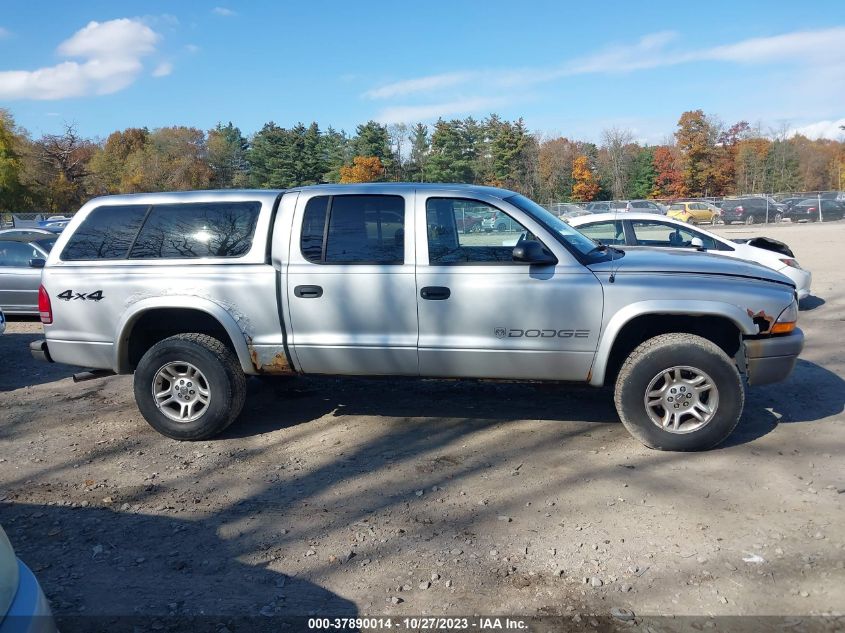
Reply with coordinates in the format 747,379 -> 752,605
0,221 -> 843,631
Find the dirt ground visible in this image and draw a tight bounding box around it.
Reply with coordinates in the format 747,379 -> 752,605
0,221 -> 843,631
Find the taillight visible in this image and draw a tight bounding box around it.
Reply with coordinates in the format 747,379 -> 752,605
735,205 -> 744,213
38,285 -> 52,324
807,207 -> 816,213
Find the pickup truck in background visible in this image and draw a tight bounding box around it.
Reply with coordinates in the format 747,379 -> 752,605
31,184 -> 803,451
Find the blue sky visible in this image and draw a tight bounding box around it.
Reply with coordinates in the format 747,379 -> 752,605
1,0 -> 844,142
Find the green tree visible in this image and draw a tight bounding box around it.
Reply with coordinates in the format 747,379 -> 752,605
207,122 -> 248,188
425,119 -> 476,183
352,120 -> 391,165
321,126 -> 350,183
627,146 -> 656,199
406,123 -> 429,182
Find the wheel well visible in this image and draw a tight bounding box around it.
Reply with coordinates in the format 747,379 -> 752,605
124,308 -> 238,371
604,314 -> 742,385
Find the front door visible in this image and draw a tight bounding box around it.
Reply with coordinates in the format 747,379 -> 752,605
286,191 -> 419,376
415,193 -> 603,381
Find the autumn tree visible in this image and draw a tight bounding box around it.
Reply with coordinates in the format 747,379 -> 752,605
675,110 -> 718,196
571,155 -> 599,201
0,109 -> 32,211
339,156 -> 384,183
87,127 -> 149,194
600,127 -> 635,199
29,124 -> 98,212
652,146 -> 686,198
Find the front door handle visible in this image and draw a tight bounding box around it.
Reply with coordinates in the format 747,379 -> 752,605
294,285 -> 323,298
420,286 -> 450,300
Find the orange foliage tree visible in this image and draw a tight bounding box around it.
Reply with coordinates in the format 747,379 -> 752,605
570,155 -> 599,201
651,146 -> 686,198
339,155 -> 384,183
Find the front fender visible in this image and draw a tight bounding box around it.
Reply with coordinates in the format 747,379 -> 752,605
113,296 -> 254,375
588,300 -> 758,387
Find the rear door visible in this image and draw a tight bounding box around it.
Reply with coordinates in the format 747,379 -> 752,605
286,190 -> 419,375
415,192 -> 603,381
0,241 -> 42,312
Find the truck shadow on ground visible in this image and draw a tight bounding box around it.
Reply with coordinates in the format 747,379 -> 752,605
227,357 -> 843,449
0,502 -> 358,633
0,329 -> 77,392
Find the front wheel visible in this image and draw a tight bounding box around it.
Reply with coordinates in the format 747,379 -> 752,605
614,333 -> 744,451
134,333 -> 247,440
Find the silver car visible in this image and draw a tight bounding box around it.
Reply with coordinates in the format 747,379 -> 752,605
0,236 -> 54,314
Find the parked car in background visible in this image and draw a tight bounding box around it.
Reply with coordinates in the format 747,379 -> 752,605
779,197 -> 810,213
584,200 -> 628,213
819,191 -> 845,201
666,201 -> 719,224
38,216 -> 71,232
719,197 -> 781,224
0,228 -> 55,241
567,212 -> 812,300
0,235 -> 55,314
628,200 -> 665,214
550,203 -> 591,219
0,524 -> 57,633
782,199 -> 845,223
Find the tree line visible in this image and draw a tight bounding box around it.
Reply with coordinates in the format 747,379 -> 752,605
1,107 -> 843,214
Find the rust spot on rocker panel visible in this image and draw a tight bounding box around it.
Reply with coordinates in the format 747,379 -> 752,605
246,338 -> 294,374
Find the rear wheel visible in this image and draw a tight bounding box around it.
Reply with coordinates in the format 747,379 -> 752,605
134,333 -> 246,440
614,333 -> 744,451
744,215 -> 756,225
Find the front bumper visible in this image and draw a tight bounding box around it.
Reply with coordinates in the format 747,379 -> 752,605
28,341 -> 52,364
743,328 -> 804,386
0,560 -> 57,633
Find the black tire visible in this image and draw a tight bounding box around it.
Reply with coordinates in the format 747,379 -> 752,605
496,223 -> 507,232
134,333 -> 247,440
614,333 -> 744,451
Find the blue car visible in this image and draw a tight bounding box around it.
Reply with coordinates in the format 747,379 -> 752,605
0,526 -> 56,633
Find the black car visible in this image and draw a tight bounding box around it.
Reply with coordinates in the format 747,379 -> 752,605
718,197 -> 782,225
782,199 -> 845,222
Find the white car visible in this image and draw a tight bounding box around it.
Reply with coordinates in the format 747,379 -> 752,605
567,212 -> 812,300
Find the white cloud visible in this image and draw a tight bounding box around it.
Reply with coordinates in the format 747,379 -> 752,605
364,72 -> 475,100
0,26 -> 10,39
375,97 -> 510,124
788,118 -> 845,140
0,18 -> 160,100
363,26 -> 845,125
152,61 -> 173,77
212,7 -> 237,16
185,43 -> 201,54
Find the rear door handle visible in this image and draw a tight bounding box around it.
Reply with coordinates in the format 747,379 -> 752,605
294,285 -> 323,298
420,286 -> 450,300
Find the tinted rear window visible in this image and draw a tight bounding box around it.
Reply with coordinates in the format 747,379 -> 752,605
129,202 -> 260,259
61,205 -> 149,260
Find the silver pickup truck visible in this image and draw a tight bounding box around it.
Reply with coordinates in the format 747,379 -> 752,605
30,184 -> 803,451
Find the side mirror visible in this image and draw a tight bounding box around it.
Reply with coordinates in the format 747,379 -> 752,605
512,240 -> 557,265
29,258 -> 46,268
690,237 -> 704,250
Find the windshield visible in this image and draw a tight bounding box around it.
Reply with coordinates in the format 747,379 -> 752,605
506,194 -> 601,257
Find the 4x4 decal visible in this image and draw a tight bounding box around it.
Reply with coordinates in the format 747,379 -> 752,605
57,289 -> 105,302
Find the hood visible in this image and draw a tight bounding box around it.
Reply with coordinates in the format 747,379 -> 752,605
588,247 -> 794,287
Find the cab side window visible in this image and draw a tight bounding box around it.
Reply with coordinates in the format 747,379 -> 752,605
300,195 -> 405,264
426,198 -> 543,264
61,205 -> 149,260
